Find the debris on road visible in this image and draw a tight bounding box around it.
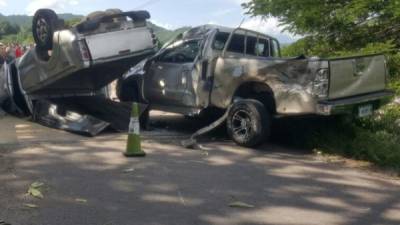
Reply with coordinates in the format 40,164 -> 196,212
23,203 -> 39,209
229,201 -> 255,209
182,106 -> 231,149
75,198 -> 88,204
27,182 -> 45,199
122,168 -> 136,173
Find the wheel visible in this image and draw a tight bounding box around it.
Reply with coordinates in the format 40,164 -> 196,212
227,99 -> 271,147
32,9 -> 64,50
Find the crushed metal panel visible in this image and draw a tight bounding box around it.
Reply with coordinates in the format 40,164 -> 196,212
17,9 -> 156,97
211,56 -> 324,114
32,100 -> 110,137
48,96 -> 148,132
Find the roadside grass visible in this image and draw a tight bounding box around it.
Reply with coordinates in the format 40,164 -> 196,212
272,103 -> 400,172
313,104 -> 400,171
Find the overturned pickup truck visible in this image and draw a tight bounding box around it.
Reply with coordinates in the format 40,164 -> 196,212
118,25 -> 394,147
0,8 -> 157,135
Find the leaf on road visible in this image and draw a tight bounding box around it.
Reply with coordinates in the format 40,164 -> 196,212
28,188 -> 44,199
30,182 -> 44,188
23,203 -> 39,208
229,201 -> 255,208
123,168 -> 135,173
201,150 -> 209,156
27,182 -> 45,199
75,198 -> 88,203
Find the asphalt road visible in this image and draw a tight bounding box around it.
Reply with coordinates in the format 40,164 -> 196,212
0,112 -> 400,225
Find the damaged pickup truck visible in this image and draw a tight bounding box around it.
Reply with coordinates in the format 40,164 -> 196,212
0,8 -> 157,135
118,25 -> 394,147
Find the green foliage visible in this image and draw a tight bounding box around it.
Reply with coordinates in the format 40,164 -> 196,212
0,20 -> 19,38
147,22 -> 191,45
389,79 -> 400,95
315,105 -> 400,170
275,105 -> 400,170
65,18 -> 82,28
243,0 -> 400,49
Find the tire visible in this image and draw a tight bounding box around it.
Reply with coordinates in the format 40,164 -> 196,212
227,99 -> 271,147
32,9 -> 63,50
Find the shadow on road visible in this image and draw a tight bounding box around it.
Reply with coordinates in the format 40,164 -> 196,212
1,114 -> 400,225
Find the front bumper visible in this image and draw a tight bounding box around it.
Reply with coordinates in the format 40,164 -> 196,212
316,90 -> 394,116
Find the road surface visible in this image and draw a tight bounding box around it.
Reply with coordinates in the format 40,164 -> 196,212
0,112 -> 399,225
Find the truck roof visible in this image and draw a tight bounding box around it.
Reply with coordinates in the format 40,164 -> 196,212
183,24 -> 278,41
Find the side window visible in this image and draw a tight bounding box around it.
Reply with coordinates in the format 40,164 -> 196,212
246,36 -> 257,55
271,39 -> 280,57
213,32 -> 230,51
246,36 -> 270,57
227,34 -> 245,54
257,38 -> 270,57
159,40 -> 200,63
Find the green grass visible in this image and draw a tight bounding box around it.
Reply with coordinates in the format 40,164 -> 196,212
310,104 -> 400,171
273,97 -> 400,171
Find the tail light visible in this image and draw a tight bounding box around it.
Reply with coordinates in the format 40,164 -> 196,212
78,40 -> 91,62
313,68 -> 329,98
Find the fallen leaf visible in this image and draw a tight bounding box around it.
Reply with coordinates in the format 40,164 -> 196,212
27,182 -> 45,199
23,203 -> 39,208
201,151 -> 209,156
75,198 -> 88,203
28,187 -> 44,199
30,182 -> 44,188
229,201 -> 255,208
123,168 -> 135,173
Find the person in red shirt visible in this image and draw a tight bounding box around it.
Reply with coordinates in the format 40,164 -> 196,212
15,44 -> 23,58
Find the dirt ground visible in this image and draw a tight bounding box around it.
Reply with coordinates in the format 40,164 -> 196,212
0,112 -> 400,225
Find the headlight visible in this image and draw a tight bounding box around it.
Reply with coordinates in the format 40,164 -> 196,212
313,68 -> 329,98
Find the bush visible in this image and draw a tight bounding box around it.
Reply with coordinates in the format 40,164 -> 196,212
311,105 -> 400,170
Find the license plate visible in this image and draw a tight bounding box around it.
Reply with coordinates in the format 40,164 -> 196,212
358,105 -> 373,118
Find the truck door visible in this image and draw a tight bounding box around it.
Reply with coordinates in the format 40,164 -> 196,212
143,39 -> 201,106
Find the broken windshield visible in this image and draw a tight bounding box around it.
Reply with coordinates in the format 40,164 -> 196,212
159,39 -> 201,63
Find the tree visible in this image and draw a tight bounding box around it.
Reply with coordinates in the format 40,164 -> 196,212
0,20 -> 19,38
243,0 -> 400,50
243,0 -> 400,78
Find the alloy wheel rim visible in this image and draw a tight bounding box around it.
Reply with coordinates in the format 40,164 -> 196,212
36,18 -> 49,43
232,110 -> 252,140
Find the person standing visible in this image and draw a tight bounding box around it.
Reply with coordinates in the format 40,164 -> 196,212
1,43 -> 13,65
0,43 -> 5,65
15,44 -> 23,58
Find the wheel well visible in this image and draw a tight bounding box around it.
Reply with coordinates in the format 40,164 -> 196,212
116,76 -> 141,102
233,82 -> 276,114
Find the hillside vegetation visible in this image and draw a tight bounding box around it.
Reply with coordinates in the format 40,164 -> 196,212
0,13 -> 187,44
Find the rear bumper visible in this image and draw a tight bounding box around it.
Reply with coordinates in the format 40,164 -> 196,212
316,90 -> 394,116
